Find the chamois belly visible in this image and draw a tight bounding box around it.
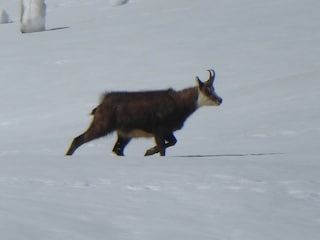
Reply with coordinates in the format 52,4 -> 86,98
118,129 -> 154,138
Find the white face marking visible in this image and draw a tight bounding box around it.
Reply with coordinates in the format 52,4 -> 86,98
197,90 -> 219,107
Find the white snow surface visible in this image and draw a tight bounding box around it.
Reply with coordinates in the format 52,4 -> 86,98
0,9 -> 10,23
20,0 -> 46,33
1,0 -> 320,239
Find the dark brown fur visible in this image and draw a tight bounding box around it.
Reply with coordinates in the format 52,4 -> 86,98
66,70 -> 222,156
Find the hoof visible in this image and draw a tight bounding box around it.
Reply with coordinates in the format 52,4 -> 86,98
113,149 -> 124,156
144,147 -> 158,156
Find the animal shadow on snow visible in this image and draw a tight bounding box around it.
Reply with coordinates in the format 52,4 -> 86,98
173,153 -> 286,158
46,26 -> 70,32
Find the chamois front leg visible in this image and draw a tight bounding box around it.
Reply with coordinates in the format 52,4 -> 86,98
145,133 -> 177,156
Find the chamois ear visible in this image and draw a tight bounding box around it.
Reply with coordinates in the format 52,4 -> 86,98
196,76 -> 204,88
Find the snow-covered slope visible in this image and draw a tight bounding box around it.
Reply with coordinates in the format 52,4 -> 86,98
1,0 -> 319,239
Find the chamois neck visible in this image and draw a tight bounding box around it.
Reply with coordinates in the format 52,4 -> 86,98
178,87 -> 199,111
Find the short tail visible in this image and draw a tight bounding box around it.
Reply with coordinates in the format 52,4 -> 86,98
91,107 -> 98,115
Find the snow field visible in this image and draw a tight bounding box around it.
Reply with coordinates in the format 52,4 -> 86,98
0,0 -> 320,239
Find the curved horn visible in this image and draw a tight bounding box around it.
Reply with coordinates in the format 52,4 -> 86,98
207,69 -> 215,83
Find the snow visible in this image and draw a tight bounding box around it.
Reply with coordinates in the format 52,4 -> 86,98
20,0 -> 46,33
1,0 -> 320,239
0,9 -> 10,23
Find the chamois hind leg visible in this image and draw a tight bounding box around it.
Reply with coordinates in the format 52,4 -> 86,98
66,127 -> 108,155
66,133 -> 89,156
155,134 -> 166,156
66,113 -> 114,156
145,133 -> 177,156
112,134 -> 131,156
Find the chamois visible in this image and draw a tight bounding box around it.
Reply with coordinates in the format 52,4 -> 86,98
66,69 -> 222,156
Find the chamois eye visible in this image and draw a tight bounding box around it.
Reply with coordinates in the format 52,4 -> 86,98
206,87 -> 212,94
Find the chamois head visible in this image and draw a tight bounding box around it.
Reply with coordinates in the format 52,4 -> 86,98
196,69 -> 223,107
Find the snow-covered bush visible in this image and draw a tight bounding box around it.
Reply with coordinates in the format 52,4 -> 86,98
0,9 -> 10,24
20,0 -> 46,33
